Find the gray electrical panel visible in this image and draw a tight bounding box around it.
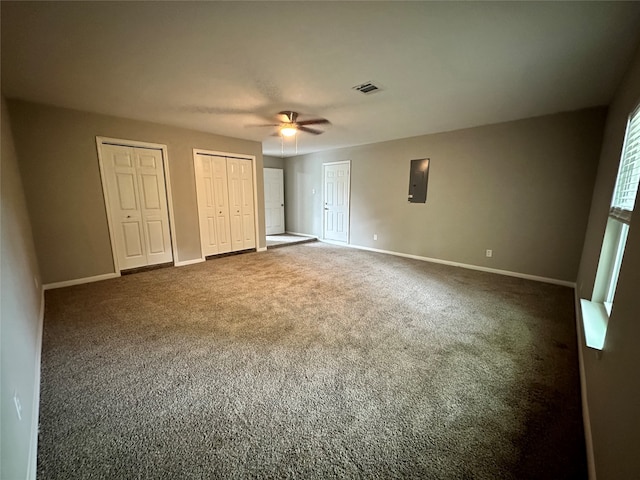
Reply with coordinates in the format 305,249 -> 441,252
408,158 -> 430,203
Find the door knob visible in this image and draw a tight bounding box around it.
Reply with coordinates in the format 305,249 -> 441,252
126,215 -> 131,218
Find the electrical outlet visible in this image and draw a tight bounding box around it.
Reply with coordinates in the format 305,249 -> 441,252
13,392 -> 22,421
373,234 -> 378,241
34,276 -> 39,290
312,188 -> 316,195
486,249 -> 493,258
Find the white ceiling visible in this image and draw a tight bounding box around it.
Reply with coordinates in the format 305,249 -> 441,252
2,1 -> 640,157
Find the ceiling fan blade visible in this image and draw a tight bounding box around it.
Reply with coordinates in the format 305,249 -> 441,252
298,126 -> 324,135
297,118 -> 330,126
245,123 -> 280,128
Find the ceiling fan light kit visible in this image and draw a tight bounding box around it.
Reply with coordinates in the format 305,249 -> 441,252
248,110 -> 331,157
250,110 -> 330,137
280,125 -> 297,137
280,128 -> 299,158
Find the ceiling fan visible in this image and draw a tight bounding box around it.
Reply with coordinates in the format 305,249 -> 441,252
252,111 -> 330,137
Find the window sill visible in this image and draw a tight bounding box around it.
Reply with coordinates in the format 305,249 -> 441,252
579,299 -> 609,350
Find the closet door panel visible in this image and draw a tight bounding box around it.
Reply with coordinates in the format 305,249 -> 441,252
212,156 -> 232,253
195,153 -> 256,255
102,145 -> 147,270
239,159 -> 256,249
134,148 -> 173,265
121,221 -> 144,259
194,154 -> 220,256
227,158 -> 245,251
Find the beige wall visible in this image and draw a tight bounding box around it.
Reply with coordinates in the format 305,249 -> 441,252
7,100 -> 266,284
1,96 -> 43,479
576,43 -> 640,478
285,108 -> 606,282
263,155 -> 285,169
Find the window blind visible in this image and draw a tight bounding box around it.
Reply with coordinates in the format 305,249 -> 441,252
610,106 -> 640,224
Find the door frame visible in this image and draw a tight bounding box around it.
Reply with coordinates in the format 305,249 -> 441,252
322,160 -> 351,244
264,167 -> 285,235
96,136 -> 178,274
192,149 -> 260,260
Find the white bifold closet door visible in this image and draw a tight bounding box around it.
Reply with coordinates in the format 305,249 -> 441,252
194,155 -> 232,256
227,158 -> 256,251
194,154 -> 255,256
101,144 -> 173,270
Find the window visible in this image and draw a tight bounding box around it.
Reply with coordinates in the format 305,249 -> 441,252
600,104 -> 640,308
581,104 -> 639,349
601,220 -> 629,316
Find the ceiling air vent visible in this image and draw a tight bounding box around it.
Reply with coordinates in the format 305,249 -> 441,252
352,81 -> 382,95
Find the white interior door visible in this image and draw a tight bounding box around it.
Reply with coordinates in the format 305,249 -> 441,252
264,168 -> 285,235
194,154 -> 219,256
193,151 -> 257,256
323,161 -> 350,243
194,155 -> 217,256
134,148 -> 173,265
212,157 -> 232,253
239,159 -> 256,249
227,158 -> 245,251
194,154 -> 232,256
101,144 -> 173,270
102,145 -> 146,270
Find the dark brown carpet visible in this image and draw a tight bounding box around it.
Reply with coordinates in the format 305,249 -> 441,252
37,242 -> 586,479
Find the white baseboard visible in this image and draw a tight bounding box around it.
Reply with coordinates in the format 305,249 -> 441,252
174,258 -> 205,267
323,241 -> 576,288
574,291 -> 597,480
27,288 -> 45,479
257,247 -> 267,252
43,272 -> 120,290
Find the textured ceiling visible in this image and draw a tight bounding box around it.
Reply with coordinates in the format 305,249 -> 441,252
2,1 -> 640,157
